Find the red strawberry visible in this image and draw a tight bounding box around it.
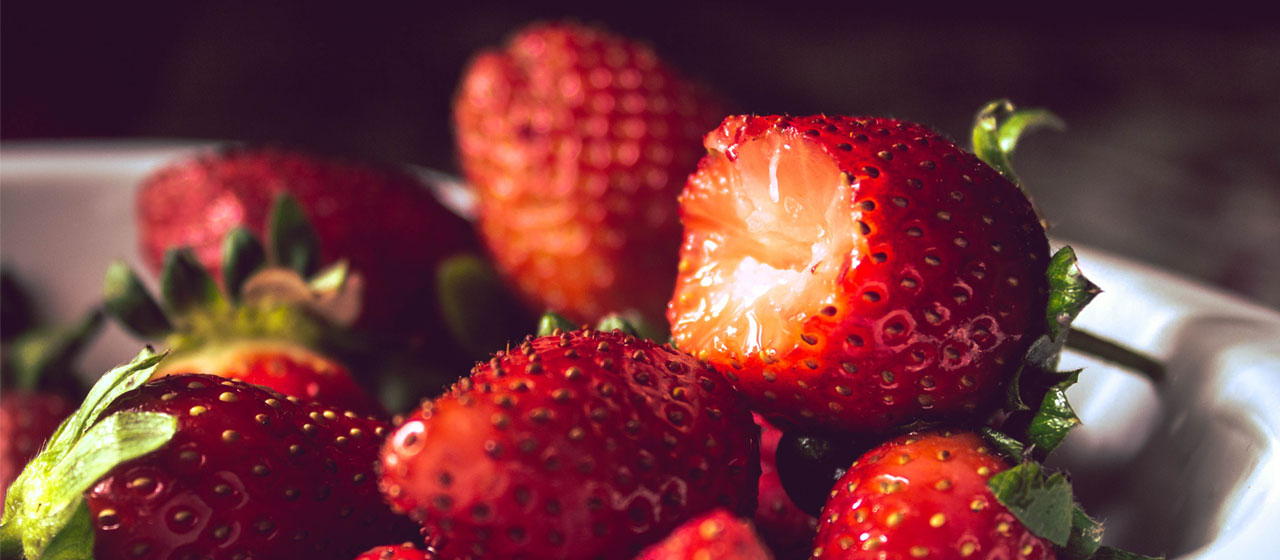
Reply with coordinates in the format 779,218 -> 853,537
635,508 -> 774,560
454,22 -> 726,326
0,392 -> 73,502
752,414 -> 818,557
379,328 -> 760,559
812,430 -> 1053,559
668,114 -> 1050,432
136,146 -> 478,337
2,351 -> 419,559
355,543 -> 435,560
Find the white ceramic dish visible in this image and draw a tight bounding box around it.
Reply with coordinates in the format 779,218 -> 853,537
3,141 -> 1278,559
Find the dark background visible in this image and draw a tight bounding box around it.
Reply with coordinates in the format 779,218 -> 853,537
4,2 -> 1279,308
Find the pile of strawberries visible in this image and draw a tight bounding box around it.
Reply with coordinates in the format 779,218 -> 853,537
0,21 -> 1162,560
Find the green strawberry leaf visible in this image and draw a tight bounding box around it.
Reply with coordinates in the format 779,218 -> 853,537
268,193 -> 320,277
161,247 -> 226,322
536,311 -> 577,337
222,226 -> 267,303
1047,246 -> 1101,340
103,260 -> 173,339
980,427 -> 1026,460
1028,369 -> 1083,452
8,309 -> 103,392
596,313 -> 640,337
437,253 -> 531,359
1065,505 -> 1104,559
987,461 -> 1074,547
1,348 -> 172,560
38,501 -> 93,560
971,98 -> 1064,188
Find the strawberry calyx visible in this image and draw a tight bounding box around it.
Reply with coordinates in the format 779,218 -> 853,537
533,310 -> 659,341
978,448 -> 1164,560
0,348 -> 173,560
104,194 -> 361,364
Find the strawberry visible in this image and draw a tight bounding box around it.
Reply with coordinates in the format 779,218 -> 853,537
635,508 -> 774,560
136,146 -> 478,338
379,328 -> 760,559
355,543 -> 435,560
668,114 -> 1050,433
0,392 -> 73,502
106,199 -> 385,416
454,21 -> 726,327
811,430 -> 1053,559
1,350 -> 419,559
752,414 -> 818,557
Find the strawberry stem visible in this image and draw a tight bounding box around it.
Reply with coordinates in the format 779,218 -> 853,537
1064,328 -> 1165,383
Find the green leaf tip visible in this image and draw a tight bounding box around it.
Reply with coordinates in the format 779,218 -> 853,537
1047,246 -> 1101,341
596,313 -> 640,337
536,311 -> 577,337
987,462 -> 1073,547
268,193 -> 320,277
160,247 -> 226,322
2,348 -> 174,560
103,260 -> 173,339
1028,370 -> 1083,452
437,254 -> 531,360
971,99 -> 1065,189
222,226 -> 267,303
8,309 -> 103,392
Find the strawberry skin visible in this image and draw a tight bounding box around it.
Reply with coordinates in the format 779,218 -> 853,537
154,339 -> 383,417
454,22 -> 725,326
136,147 -> 477,336
812,431 -> 1053,559
84,373 -> 417,559
635,508 -> 774,560
669,114 -> 1050,432
355,543 -> 435,559
0,391 -> 73,502
379,329 -> 760,559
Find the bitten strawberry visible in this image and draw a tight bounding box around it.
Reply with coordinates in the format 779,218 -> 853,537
811,430 -> 1052,559
136,146 -> 477,337
454,21 -> 726,326
669,114 -> 1050,432
379,328 -> 760,559
635,508 -> 774,560
1,351 -> 418,559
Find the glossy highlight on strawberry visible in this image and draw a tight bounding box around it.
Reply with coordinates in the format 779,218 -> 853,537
379,328 -> 760,559
669,114 -> 1050,432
